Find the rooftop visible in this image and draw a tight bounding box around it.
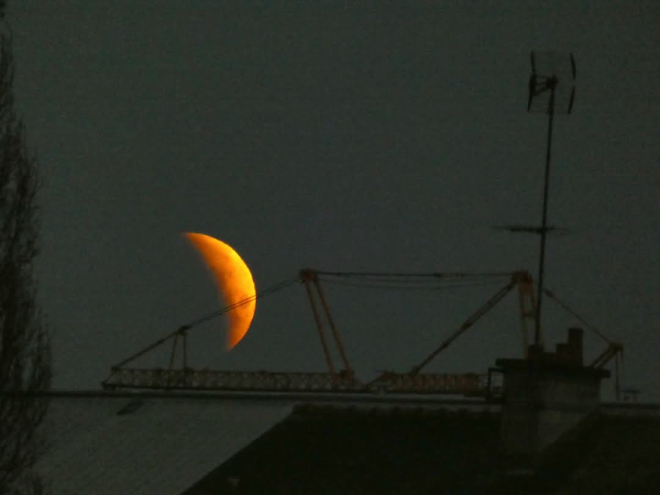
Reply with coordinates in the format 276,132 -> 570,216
15,391 -> 659,495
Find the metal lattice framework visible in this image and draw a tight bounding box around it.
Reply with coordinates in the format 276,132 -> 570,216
102,367 -> 495,396
101,269 -> 531,398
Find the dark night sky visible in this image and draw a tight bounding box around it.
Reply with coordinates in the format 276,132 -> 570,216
10,1 -> 660,400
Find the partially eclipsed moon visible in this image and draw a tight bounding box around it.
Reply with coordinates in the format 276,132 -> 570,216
184,233 -> 256,350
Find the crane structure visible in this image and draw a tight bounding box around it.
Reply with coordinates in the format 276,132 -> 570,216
102,268 -> 625,399
103,269 -> 542,398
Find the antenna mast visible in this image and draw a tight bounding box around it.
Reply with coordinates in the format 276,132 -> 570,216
527,51 -> 576,348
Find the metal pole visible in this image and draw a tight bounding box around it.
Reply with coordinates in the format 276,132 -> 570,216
182,330 -> 188,387
168,334 -> 178,371
534,78 -> 557,347
182,330 -> 188,369
515,271 -> 535,357
615,352 -> 621,401
312,278 -> 352,373
303,277 -> 336,376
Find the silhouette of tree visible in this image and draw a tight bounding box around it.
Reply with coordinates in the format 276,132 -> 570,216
0,5 -> 52,494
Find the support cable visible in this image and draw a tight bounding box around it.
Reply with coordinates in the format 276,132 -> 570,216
410,279 -> 517,374
319,277 -> 506,292
107,276 -> 299,370
185,276 -> 299,328
315,270 -> 514,279
543,288 -> 613,344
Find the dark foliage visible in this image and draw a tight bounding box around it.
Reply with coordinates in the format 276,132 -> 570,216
0,18 -> 51,495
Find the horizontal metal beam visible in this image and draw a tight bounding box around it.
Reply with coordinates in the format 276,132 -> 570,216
103,368 -> 361,393
102,368 -> 492,397
367,372 -> 488,396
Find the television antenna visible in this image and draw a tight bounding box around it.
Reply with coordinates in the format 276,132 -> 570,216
525,51 -> 576,348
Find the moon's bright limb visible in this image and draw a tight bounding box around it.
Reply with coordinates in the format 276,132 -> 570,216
184,233 -> 256,350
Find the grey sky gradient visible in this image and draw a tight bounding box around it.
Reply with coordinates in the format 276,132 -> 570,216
10,1 -> 660,400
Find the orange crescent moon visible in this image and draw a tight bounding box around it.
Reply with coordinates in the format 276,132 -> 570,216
184,232 -> 256,350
